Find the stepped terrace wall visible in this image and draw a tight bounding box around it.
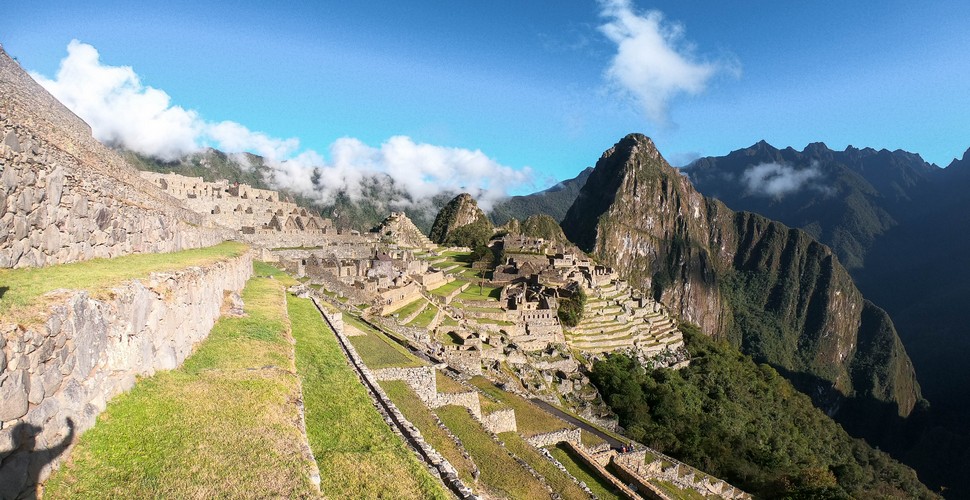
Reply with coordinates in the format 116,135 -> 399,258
0,47 -> 232,269
0,251 -> 252,496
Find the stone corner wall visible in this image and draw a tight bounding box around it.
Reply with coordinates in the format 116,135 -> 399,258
0,251 -> 253,497
482,408 -> 517,434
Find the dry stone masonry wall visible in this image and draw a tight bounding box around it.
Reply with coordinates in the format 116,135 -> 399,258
0,251 -> 253,493
0,47 -> 233,269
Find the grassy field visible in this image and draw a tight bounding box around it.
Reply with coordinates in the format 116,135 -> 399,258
289,295 -> 447,499
44,267 -> 315,498
407,303 -> 439,328
455,284 -> 503,301
470,376 -> 572,437
380,381 -> 479,488
428,279 -> 467,297
0,241 -> 248,325
435,371 -> 469,393
549,443 -> 624,500
344,315 -> 426,369
500,432 -> 591,500
437,405 -> 553,500
388,296 -> 426,318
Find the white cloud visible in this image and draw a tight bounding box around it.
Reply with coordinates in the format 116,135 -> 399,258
741,161 -> 826,198
31,40 -> 202,161
31,40 -> 531,209
598,0 -> 737,124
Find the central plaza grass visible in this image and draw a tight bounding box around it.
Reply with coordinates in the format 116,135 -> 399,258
0,241 -> 248,326
288,295 -> 447,499
44,264 -> 315,499
436,405 -> 553,500
428,279 -> 467,296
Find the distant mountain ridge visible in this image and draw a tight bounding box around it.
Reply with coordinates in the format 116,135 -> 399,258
683,141 -> 937,270
561,134 -> 923,435
489,167 -> 593,225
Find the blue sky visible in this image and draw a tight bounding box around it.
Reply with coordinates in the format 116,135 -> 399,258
2,1 -> 969,202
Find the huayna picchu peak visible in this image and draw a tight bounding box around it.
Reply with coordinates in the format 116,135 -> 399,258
562,133 -> 923,429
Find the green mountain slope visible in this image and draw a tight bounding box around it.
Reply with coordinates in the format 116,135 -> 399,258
489,167 -> 592,225
561,134 -> 922,441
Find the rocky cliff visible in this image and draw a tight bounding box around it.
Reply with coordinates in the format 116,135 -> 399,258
428,193 -> 494,248
372,211 -> 436,250
561,134 -> 922,423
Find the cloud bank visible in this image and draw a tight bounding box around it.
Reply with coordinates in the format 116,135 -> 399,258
742,161 -> 826,198
598,0 -> 737,124
32,40 -> 531,210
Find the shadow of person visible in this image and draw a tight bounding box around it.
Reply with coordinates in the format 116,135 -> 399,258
0,417 -> 75,500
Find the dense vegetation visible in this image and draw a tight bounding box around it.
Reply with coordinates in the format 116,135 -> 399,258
489,167 -> 593,225
589,325 -> 935,499
519,214 -> 569,244
557,287 -> 586,327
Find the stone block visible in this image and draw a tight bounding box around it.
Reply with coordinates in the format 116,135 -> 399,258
0,369 -> 29,421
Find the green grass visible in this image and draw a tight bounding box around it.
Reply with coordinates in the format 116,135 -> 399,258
436,405 -> 552,500
435,371 -> 469,393
500,432 -> 591,500
388,296 -> 426,318
548,443 -> 624,500
649,480 -> 709,500
429,279 -> 467,297
440,315 -> 459,327
407,304 -> 439,329
0,241 -> 248,326
44,269 -> 315,499
344,315 -> 426,369
289,295 -> 447,499
470,376 -> 572,437
455,284 -> 503,301
478,395 -> 509,415
380,381 -> 479,488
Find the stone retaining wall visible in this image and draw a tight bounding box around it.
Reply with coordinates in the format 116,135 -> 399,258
526,428 -> 582,448
0,251 -> 253,496
0,47 -> 233,269
481,408 -> 517,434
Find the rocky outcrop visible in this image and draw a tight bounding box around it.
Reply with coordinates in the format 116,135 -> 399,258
0,251 -> 252,495
519,214 -> 569,245
561,133 -> 922,422
373,212 -> 436,251
0,46 -> 233,269
428,193 -> 494,247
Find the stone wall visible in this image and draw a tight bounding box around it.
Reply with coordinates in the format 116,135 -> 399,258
371,366 -> 437,403
0,47 -> 233,269
0,251 -> 253,495
481,408 -> 517,434
526,428 -> 582,448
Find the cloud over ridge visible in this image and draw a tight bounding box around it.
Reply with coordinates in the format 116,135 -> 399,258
742,161 -> 826,198
31,40 -> 531,210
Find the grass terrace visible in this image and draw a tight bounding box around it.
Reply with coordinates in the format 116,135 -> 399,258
500,432 -> 590,500
407,304 -> 439,329
470,376 -> 573,437
0,241 -> 248,326
428,279 -> 467,297
344,315 -> 425,369
386,295 -> 426,318
455,284 -> 503,301
289,295 -> 447,499
436,405 -> 552,499
435,370 -> 469,393
44,264 -> 315,498
548,443 -> 623,500
649,480 -> 709,500
380,381 -> 478,488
